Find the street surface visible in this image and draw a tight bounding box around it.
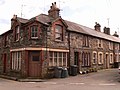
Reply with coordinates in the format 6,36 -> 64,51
0,69 -> 120,90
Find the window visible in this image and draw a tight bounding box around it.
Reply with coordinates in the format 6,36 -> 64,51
109,42 -> 113,50
82,52 -> 90,66
32,56 -> 39,61
4,35 -> 8,46
15,26 -> 20,41
31,25 -> 38,39
55,25 -> 63,41
93,52 -> 97,64
98,52 -> 103,64
49,52 -> 53,66
49,52 -> 67,67
83,36 -> 89,47
11,51 -> 22,70
110,53 -> 113,63
98,39 -> 103,48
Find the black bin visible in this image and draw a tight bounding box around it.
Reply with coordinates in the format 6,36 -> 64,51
54,67 -> 63,78
70,65 -> 78,76
61,68 -> 69,78
114,62 -> 120,68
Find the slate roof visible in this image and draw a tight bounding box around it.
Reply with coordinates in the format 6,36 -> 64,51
17,17 -> 28,23
65,20 -> 120,43
17,14 -> 120,43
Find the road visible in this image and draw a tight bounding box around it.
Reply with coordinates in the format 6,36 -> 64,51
0,69 -> 120,90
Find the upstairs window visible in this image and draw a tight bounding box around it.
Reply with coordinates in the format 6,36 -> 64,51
55,25 -> 63,41
98,39 -> 103,48
15,26 -> 20,41
109,42 -> 113,50
83,36 -> 89,47
31,25 -> 38,39
4,35 -> 9,46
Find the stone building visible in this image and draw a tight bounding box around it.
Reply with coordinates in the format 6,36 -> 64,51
0,2 -> 120,78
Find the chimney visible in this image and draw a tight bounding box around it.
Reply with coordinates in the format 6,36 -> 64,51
113,31 -> 119,37
48,2 -> 60,19
103,27 -> 110,35
11,14 -> 17,26
94,22 -> 101,32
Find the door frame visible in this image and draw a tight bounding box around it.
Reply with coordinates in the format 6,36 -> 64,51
28,50 -> 42,77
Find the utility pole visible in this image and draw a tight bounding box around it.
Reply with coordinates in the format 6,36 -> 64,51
107,18 -> 110,27
21,4 -> 26,18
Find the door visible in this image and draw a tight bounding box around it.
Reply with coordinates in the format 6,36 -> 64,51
3,53 -> 7,73
74,52 -> 79,72
29,51 -> 42,77
105,54 -> 109,69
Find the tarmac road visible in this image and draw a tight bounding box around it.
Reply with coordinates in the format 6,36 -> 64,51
0,68 -> 120,90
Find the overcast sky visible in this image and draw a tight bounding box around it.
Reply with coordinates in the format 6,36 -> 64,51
0,0 -> 120,35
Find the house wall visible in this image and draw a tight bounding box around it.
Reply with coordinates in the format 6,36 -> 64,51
68,31 -> 115,72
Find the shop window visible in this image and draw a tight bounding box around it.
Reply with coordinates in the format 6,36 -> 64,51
11,51 -> 22,70
49,52 -> 67,67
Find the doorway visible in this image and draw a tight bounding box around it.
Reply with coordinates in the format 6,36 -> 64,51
3,53 -> 7,73
29,51 -> 42,77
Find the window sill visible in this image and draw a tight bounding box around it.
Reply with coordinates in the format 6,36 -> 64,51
110,62 -> 114,64
31,37 -> 39,39
98,63 -> 103,65
55,40 -> 63,42
10,70 -> 21,73
92,63 -> 97,65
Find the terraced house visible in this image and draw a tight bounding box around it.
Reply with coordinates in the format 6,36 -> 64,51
0,2 -> 120,78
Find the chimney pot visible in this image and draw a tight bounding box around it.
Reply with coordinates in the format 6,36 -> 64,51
103,27 -> 110,35
94,22 -> 101,32
48,2 -> 60,18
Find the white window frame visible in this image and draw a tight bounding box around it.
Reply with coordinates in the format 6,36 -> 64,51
110,53 -> 113,64
49,52 -> 67,67
93,51 -> 97,64
12,51 -> 22,71
98,52 -> 103,64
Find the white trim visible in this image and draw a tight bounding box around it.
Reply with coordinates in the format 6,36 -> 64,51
98,52 -> 103,64
10,47 -> 69,52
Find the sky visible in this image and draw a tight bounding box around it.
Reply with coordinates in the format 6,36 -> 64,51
0,0 -> 120,35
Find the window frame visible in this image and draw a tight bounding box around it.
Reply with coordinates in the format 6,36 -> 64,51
11,51 -> 22,71
110,53 -> 113,64
98,39 -> 103,48
30,25 -> 38,39
98,52 -> 103,64
54,24 -> 63,41
93,52 -> 97,64
15,25 -> 20,41
49,52 -> 67,67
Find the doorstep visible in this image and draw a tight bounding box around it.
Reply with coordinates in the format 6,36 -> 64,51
18,78 -> 46,82
0,75 -> 47,82
0,74 -> 17,81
